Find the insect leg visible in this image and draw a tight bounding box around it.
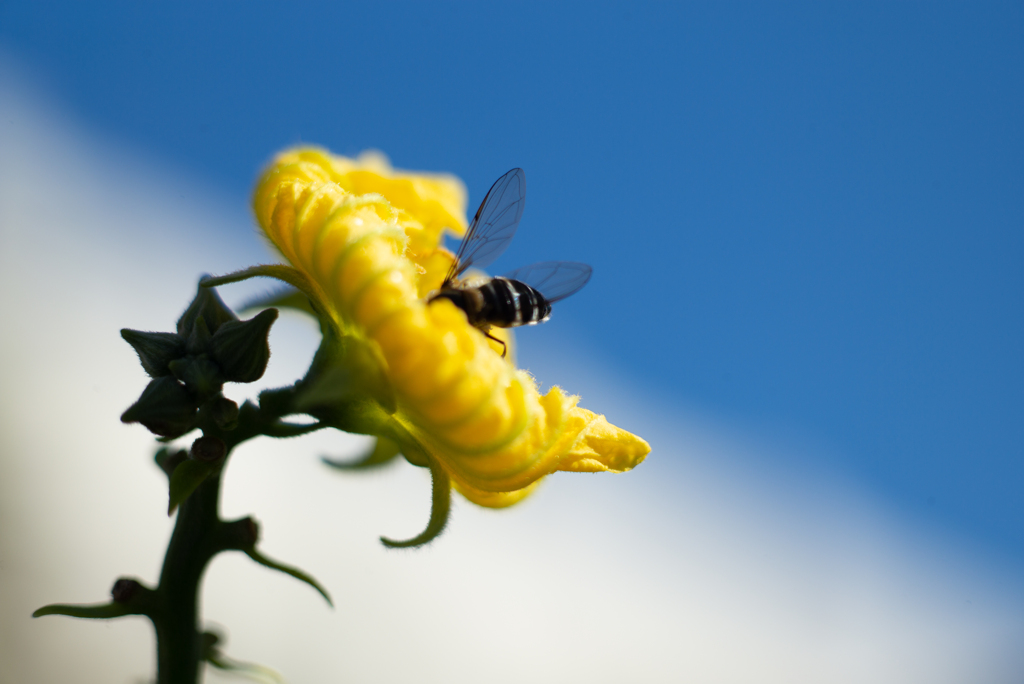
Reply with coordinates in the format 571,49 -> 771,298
483,330 -> 507,358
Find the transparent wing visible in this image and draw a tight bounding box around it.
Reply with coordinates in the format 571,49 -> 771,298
444,168 -> 526,284
502,261 -> 593,303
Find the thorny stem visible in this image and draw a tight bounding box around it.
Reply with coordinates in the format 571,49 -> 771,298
153,386 -> 310,684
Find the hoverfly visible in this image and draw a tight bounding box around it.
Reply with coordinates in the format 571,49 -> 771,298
427,168 -> 592,357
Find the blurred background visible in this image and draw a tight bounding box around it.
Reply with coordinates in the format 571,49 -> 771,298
1,2 -> 1021,682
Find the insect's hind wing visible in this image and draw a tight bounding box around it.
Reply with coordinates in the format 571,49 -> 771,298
444,168 -> 526,285
502,261 -> 592,303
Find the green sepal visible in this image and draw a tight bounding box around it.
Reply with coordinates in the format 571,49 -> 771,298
303,396 -> 386,438
244,547 -> 333,607
256,388 -> 293,415
241,285 -> 316,319
121,376 -> 198,438
309,398 -> 429,468
209,308 -> 279,383
203,265 -> 312,292
263,420 -> 325,439
381,456 -> 451,549
393,436 -> 428,468
322,436 -> 400,471
33,602 -> 133,619
298,334 -> 396,416
178,279 -> 237,339
204,264 -> 344,348
185,314 -> 213,355
380,418 -> 430,468
205,266 -> 394,409
168,356 -> 224,399
120,329 -> 185,377
167,458 -> 219,515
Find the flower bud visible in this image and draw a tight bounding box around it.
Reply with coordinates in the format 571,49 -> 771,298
120,329 -> 185,377
209,396 -> 239,430
108,577 -> 157,617
111,578 -> 143,603
121,377 -> 198,437
190,435 -> 226,462
177,280 -> 237,339
168,356 -> 223,399
208,308 -> 278,383
185,315 -> 213,355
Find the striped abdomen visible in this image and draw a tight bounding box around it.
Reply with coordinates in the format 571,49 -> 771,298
429,277 -> 552,328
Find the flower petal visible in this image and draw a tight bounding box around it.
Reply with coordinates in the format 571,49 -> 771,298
253,148 -> 649,505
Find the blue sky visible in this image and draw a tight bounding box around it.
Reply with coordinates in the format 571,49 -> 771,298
1,0 -> 1021,568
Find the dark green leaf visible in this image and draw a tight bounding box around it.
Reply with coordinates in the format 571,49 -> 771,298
168,458 -> 218,515
154,447 -> 188,477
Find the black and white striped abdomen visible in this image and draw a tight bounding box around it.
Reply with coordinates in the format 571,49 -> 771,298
479,277 -> 552,328
427,277 -> 556,329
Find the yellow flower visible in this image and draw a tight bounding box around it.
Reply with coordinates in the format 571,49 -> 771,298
247,147 -> 648,513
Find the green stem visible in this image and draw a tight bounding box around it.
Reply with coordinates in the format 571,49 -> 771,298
153,387 -> 301,684
154,471 -> 223,684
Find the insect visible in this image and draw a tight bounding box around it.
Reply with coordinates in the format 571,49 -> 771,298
427,167 -> 592,357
